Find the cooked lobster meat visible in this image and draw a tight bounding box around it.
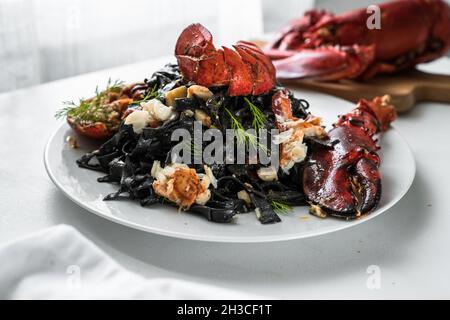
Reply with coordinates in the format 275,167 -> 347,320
267,0 -> 450,80
303,96 -> 397,219
175,23 -> 276,96
272,89 -> 327,173
151,162 -> 213,209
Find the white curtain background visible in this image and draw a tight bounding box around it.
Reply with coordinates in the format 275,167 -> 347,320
1,0 -> 449,93
0,0 -> 267,93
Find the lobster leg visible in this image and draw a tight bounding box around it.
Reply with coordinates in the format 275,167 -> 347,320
360,62 -> 398,80
268,10 -> 334,51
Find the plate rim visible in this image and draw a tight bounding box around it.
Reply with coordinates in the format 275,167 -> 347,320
44,109 -> 416,244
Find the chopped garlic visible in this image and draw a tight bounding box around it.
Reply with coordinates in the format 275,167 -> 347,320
187,85 -> 213,101
194,109 -> 212,127
255,208 -> 262,220
165,86 -> 187,107
65,135 -> 79,149
257,167 -> 278,182
204,165 -> 217,188
196,189 -> 211,205
151,160 -> 163,179
183,109 -> 195,117
237,190 -> 251,205
309,204 -> 328,219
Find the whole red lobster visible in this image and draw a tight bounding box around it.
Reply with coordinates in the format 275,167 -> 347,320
267,0 -> 450,81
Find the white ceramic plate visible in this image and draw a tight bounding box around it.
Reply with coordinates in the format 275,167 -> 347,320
44,90 -> 415,242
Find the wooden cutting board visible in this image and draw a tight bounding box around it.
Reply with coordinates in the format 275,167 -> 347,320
280,69 -> 450,113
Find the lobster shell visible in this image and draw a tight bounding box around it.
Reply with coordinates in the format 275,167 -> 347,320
303,96 -> 397,219
175,23 -> 276,96
267,0 -> 450,80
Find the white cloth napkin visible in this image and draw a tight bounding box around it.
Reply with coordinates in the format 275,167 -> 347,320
0,225 -> 257,300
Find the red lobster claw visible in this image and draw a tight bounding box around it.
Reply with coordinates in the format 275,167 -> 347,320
303,96 -> 397,219
175,23 -> 276,96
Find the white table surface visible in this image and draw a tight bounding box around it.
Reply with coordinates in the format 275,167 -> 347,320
1,56 -> 449,299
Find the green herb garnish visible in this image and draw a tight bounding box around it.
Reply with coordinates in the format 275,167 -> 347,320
271,200 -> 293,215
245,97 -> 267,131
130,83 -> 159,106
224,107 -> 249,145
95,78 -> 124,99
224,107 -> 268,153
183,139 -> 203,158
54,78 -> 124,123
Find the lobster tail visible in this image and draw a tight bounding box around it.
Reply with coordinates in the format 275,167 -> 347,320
175,24 -> 276,96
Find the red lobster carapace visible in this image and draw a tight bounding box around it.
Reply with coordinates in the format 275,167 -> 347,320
267,0 -> 450,81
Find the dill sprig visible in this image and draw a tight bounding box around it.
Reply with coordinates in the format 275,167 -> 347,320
96,78 -> 124,98
55,99 -> 96,121
183,139 -> 203,158
271,200 -> 293,215
245,97 -> 267,131
54,78 -> 124,121
54,101 -> 78,119
224,107 -> 248,145
130,83 -> 158,106
192,141 -> 203,158
224,107 -> 269,154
